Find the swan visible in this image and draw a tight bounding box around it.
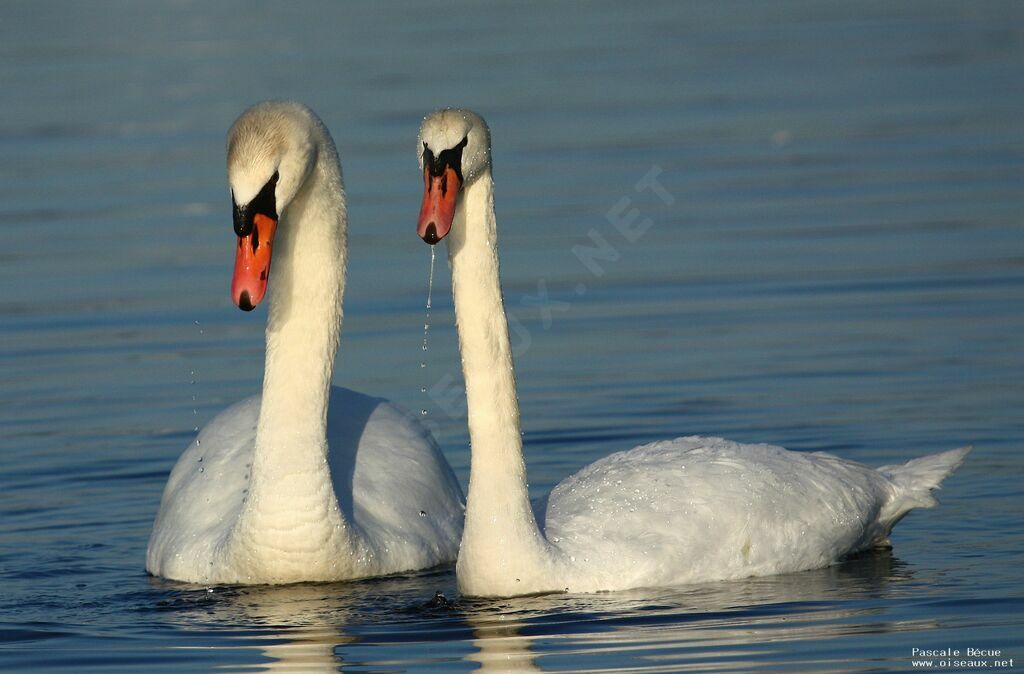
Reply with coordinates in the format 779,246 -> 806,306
146,101 -> 464,584
414,108 -> 969,597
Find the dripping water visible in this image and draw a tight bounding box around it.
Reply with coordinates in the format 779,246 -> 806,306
420,247 -> 436,417
192,320 -> 204,448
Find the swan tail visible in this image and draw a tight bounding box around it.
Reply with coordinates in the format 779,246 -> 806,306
874,446 -> 971,541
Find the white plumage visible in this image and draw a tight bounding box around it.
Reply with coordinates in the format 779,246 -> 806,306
147,102 -> 463,584
415,108 -> 968,597
147,389 -> 464,584
538,437 -> 968,593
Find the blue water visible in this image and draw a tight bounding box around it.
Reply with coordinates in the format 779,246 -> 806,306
2,1 -> 1023,671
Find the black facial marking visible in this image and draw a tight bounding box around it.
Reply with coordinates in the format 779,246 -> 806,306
422,136 -> 468,182
233,171 -> 279,237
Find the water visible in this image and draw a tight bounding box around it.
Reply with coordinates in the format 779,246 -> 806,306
422,247 -> 435,418
2,1 -> 1023,671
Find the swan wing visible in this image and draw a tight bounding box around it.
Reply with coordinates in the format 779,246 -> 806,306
542,436 -> 894,591
328,387 -> 464,571
146,395 -> 259,580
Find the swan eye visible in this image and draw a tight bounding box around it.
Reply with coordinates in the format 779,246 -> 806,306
233,171 -> 279,237
423,137 -> 469,182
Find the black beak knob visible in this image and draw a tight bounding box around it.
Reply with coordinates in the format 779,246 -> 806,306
421,222 -> 439,245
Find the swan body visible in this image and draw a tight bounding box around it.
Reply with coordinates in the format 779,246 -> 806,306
147,101 -> 463,584
414,108 -> 968,597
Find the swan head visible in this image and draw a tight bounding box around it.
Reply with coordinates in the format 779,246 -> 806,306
416,108 -> 490,244
226,101 -> 322,311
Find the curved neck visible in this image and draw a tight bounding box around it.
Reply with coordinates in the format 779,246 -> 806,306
260,151 -> 346,458
448,169 -> 554,593
233,136 -> 356,571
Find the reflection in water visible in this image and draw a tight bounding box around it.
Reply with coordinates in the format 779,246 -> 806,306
222,584 -> 355,672
152,568 -> 460,671
458,549 -> 915,673
149,549 -> 931,671
251,627 -> 346,673
157,581 -> 353,672
466,612 -> 541,674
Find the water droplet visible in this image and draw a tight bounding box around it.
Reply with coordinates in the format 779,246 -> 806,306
419,510 -> 427,517
419,249 -> 437,418
199,467 -> 204,473
426,245 -> 436,309
197,456 -> 203,463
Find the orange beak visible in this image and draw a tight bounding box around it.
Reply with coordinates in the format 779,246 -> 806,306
231,213 -> 278,311
417,165 -> 461,244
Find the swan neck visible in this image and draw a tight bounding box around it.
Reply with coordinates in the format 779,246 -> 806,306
259,148 -> 346,454
231,134 -> 356,573
449,170 -> 527,507
448,170 -> 553,591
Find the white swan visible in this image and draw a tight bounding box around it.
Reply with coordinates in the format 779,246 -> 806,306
147,101 -> 463,584
414,108 -> 969,597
